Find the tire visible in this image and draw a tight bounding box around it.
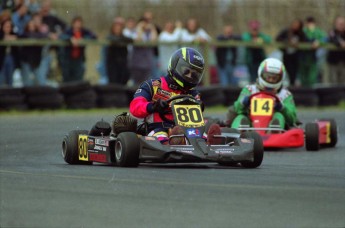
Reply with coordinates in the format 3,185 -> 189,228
93,84 -> 128,94
27,94 -> 64,109
222,86 -> 242,106
0,95 -> 26,105
115,132 -> 140,167
305,122 -> 320,151
0,87 -> 23,96
319,118 -> 338,147
59,81 -> 92,95
240,131 -> 264,168
23,86 -> 59,96
64,89 -> 97,103
62,130 -> 92,165
97,93 -> 129,108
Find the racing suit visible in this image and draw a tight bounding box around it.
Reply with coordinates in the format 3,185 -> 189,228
231,84 -> 297,129
130,76 -> 200,142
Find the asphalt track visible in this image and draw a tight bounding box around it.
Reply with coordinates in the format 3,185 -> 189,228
0,109 -> 344,228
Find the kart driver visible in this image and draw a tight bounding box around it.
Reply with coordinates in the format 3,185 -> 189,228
129,47 -> 221,145
228,58 -> 298,129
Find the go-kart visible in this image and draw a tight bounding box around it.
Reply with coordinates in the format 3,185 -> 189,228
235,91 -> 338,151
62,95 -> 264,168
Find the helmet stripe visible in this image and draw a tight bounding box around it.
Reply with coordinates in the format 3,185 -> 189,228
181,47 -> 187,60
174,77 -> 184,87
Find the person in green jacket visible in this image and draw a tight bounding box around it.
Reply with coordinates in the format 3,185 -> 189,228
299,16 -> 326,87
228,58 -> 298,129
242,20 -> 272,83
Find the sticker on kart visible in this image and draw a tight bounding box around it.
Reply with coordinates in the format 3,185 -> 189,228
78,135 -> 89,161
250,97 -> 274,116
172,104 -> 204,127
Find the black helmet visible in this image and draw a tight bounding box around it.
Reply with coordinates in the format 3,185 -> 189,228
168,47 -> 205,89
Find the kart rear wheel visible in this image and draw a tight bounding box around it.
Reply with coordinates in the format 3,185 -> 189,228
320,118 -> 338,147
240,131 -> 264,168
305,123 -> 319,151
62,130 -> 92,165
115,132 -> 140,167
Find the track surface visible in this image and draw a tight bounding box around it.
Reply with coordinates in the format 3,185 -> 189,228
1,110 -> 344,228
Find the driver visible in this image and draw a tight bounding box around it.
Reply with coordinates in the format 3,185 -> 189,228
129,47 -> 221,145
228,58 -> 298,129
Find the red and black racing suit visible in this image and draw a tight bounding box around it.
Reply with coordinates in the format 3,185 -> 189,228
129,76 -> 200,142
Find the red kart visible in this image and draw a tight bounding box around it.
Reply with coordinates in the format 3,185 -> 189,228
236,92 -> 338,151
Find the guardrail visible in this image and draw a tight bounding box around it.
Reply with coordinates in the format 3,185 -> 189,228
1,39 -> 344,85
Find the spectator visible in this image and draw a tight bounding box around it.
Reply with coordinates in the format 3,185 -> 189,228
299,16 -> 326,87
27,0 -> 40,14
142,11 -> 161,78
327,16 -> 345,84
0,19 -> 19,86
180,18 -> 211,60
158,20 -> 182,73
1,0 -> 16,12
11,3 -> 31,36
242,20 -> 272,83
180,18 -> 211,43
215,24 -> 241,86
276,19 -> 307,86
129,18 -> 157,86
40,0 -> 66,36
122,17 -> 137,78
105,17 -> 133,85
60,16 -> 97,82
19,16 -> 49,86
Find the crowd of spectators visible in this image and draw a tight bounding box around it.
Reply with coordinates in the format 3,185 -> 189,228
1,0 -> 345,88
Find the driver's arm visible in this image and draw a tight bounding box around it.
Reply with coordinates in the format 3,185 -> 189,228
233,87 -> 251,114
129,81 -> 154,118
281,95 -> 298,126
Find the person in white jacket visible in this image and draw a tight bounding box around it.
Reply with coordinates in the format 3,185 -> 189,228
158,21 -> 183,73
180,18 -> 211,43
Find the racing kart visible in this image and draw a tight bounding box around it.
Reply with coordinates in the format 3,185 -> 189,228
62,95 -> 264,168
234,91 -> 338,151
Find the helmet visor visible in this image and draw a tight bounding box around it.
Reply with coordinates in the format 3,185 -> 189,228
261,72 -> 283,84
175,59 -> 203,85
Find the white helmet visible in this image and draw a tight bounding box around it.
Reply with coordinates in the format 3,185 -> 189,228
257,58 -> 286,91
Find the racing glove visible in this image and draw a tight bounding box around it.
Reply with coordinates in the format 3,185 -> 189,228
274,100 -> 284,112
152,99 -> 168,114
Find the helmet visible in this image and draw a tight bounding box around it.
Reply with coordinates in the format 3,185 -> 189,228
168,47 -> 205,89
257,58 -> 286,91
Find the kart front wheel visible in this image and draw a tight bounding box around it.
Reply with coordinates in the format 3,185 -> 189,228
115,132 -> 140,167
305,123 -> 319,151
62,130 -> 92,165
240,131 -> 264,168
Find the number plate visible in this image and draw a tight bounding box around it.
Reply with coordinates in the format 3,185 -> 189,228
250,97 -> 274,116
173,104 -> 204,127
78,135 -> 89,161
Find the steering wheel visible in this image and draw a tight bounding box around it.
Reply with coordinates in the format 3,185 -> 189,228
158,95 -> 198,124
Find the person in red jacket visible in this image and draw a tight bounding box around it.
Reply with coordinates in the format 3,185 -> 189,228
130,47 -> 221,145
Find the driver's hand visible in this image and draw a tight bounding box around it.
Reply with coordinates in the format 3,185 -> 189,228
241,96 -> 250,108
274,99 -> 284,112
152,99 -> 168,113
